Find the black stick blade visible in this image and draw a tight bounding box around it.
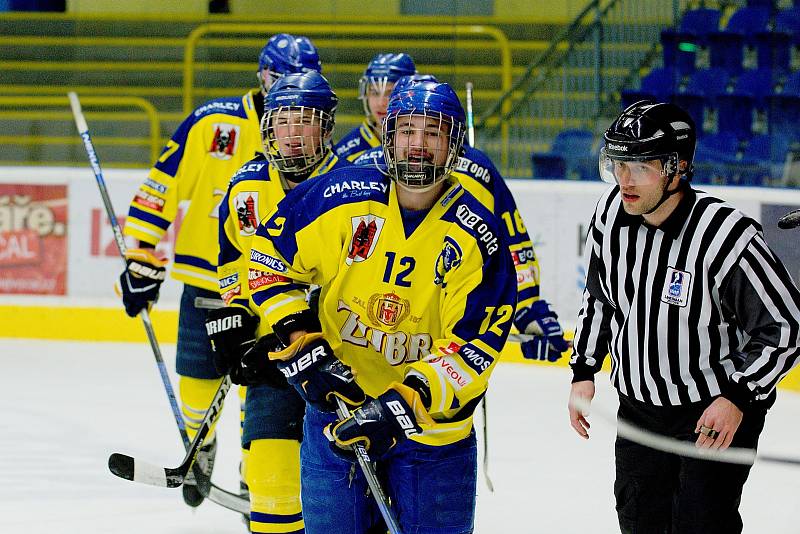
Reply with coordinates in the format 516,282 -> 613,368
108,452 -> 172,487
108,453 -> 135,481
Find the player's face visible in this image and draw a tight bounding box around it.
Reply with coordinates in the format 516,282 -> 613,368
272,108 -> 323,158
367,82 -> 395,125
393,114 -> 450,168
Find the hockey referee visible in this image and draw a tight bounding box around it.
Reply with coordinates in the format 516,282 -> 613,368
568,100 -> 800,534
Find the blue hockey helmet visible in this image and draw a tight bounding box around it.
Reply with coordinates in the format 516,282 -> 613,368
392,74 -> 439,95
257,34 -> 322,94
359,53 -> 417,128
383,81 -> 466,190
262,71 -> 338,176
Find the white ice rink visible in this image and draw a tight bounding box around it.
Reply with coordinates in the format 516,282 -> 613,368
2,338 -> 799,533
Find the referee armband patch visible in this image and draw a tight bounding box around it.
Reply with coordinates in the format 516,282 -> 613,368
661,267 -> 692,307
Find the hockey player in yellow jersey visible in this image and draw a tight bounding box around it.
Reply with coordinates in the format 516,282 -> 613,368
354,74 -> 571,363
117,33 -> 322,509
333,53 -> 416,162
247,81 -> 517,533
207,71 -> 349,533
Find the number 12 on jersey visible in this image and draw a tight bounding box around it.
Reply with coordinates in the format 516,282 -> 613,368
479,305 -> 513,336
383,251 -> 416,287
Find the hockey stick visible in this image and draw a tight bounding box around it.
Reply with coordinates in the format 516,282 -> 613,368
68,92 -> 249,514
335,397 -> 404,534
466,81 -> 495,493
108,376 -> 233,485
569,397 -> 800,467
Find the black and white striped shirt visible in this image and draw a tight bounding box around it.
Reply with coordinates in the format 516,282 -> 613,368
570,186 -> 800,407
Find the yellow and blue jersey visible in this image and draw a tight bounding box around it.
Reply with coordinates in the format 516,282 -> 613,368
124,90 -> 263,291
354,144 -> 542,313
217,150 -> 347,337
332,119 -> 381,162
248,166 -> 517,446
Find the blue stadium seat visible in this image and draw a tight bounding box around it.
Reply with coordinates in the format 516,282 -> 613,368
716,69 -> 774,138
695,132 -> 741,164
769,71 -> 800,138
620,67 -> 680,109
661,8 -> 721,75
671,68 -> 730,135
531,129 -> 595,180
709,6 -> 771,75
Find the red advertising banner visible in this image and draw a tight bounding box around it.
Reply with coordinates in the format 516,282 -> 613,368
0,184 -> 68,294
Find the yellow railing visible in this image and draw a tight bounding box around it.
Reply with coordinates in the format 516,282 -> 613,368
0,95 -> 161,163
183,23 -> 513,166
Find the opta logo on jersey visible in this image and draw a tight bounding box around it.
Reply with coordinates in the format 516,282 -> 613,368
434,236 -> 463,287
250,250 -> 288,273
661,267 -> 692,307
346,215 -> 385,265
455,204 -> 499,255
209,123 -> 239,160
455,157 -> 490,183
234,191 -> 259,236
367,291 -> 410,329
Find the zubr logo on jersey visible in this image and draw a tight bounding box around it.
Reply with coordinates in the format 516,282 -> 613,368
209,123 -> 239,160
338,299 -> 431,365
346,215 -> 385,265
367,291 -> 410,328
234,191 -> 259,236
434,236 -> 463,287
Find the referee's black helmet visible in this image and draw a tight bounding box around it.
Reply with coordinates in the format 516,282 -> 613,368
602,100 -> 696,182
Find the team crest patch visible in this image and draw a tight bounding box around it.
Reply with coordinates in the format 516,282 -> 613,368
367,291 -> 410,329
434,236 -> 463,287
209,123 -> 239,159
661,267 -> 692,307
234,191 -> 259,235
346,215 -> 385,265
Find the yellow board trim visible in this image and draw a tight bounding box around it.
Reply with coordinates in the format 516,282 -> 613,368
2,304 -> 798,393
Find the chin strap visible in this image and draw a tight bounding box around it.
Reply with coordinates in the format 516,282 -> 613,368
644,174 -> 685,215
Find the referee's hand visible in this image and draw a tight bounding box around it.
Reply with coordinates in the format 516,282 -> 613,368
694,397 -> 743,451
569,380 -> 595,439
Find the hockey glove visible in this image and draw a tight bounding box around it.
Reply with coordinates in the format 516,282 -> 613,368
514,299 -> 570,362
205,306 -> 259,383
324,383 -> 433,461
117,248 -> 168,317
240,333 -> 290,388
268,332 -> 366,412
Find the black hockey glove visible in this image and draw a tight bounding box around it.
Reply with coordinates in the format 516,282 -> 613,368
324,383 -> 433,461
205,306 -> 258,384
268,332 -> 366,412
514,299 -> 570,362
240,334 -> 290,388
117,248 -> 168,317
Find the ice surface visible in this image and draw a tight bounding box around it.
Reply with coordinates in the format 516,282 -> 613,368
2,339 -> 798,533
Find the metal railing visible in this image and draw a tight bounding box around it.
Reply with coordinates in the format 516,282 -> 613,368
477,0 -> 677,177
182,22 -> 513,114
0,96 -> 161,166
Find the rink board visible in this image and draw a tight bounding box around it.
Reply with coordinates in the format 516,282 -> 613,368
2,167 -> 800,392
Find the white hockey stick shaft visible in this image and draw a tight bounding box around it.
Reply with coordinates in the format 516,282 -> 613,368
570,397 -> 800,467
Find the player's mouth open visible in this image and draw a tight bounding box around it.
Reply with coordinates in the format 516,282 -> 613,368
621,191 -> 639,202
